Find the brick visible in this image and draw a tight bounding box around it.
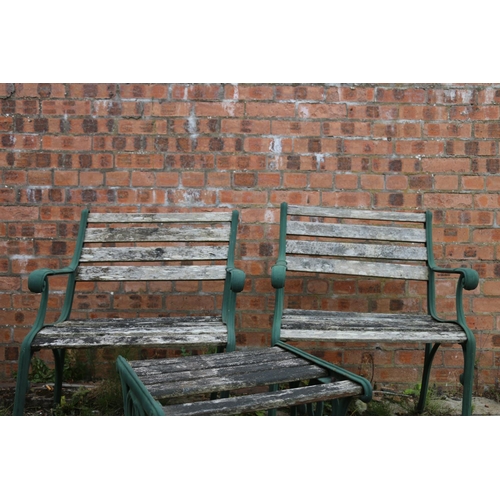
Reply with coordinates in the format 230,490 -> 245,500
421,158 -> 470,173
297,103 -> 346,119
221,119 -> 271,134
120,84 -> 168,99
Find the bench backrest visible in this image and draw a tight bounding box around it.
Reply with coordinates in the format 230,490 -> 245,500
278,203 -> 431,282
72,211 -> 239,283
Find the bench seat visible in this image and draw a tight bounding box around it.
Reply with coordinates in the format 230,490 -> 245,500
31,316 -> 228,349
280,310 -> 467,344
116,345 -> 372,416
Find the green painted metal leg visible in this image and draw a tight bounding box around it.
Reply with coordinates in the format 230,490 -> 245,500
416,343 -> 440,414
53,349 -> 65,406
13,343 -> 33,416
460,340 -> 475,416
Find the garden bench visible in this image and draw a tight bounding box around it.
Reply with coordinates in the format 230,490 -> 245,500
271,203 -> 479,416
116,344 -> 372,416
13,209 -> 245,415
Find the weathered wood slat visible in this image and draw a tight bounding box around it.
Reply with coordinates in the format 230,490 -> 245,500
76,265 -> 227,281
87,212 -> 233,223
39,316 -> 225,334
137,354 -> 320,389
287,205 -> 426,222
282,309 -> 448,329
33,332 -> 227,349
281,329 -> 466,343
84,226 -> 231,243
279,310 -> 466,343
286,256 -> 429,280
130,347 -> 299,375
162,380 -> 362,416
286,240 -> 428,261
287,221 -> 426,243
80,245 -> 229,263
144,363 -> 329,399
33,316 -> 228,348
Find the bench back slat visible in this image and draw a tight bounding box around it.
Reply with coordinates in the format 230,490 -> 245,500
87,212 -> 233,223
285,240 -> 427,261
80,245 -> 229,263
287,205 -> 426,222
84,226 -> 231,243
76,265 -> 228,281
287,221 -> 426,243
286,256 -> 429,281
281,203 -> 429,282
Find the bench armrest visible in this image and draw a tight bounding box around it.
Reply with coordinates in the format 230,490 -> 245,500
271,264 -> 287,289
28,266 -> 76,293
429,265 -> 479,291
228,268 -> 246,293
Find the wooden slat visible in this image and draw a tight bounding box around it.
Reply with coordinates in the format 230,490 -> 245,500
137,352 -> 318,388
76,265 -> 227,281
130,346 -> 299,376
87,212 -> 233,223
144,362 -> 329,399
33,316 -> 228,349
287,221 -> 426,243
279,310 -> 467,343
162,380 -> 362,416
286,256 -> 429,280
286,240 -> 427,261
84,226 -> 231,243
80,245 -> 229,263
287,205 -> 426,222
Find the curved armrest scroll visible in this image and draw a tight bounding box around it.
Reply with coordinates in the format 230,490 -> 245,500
271,264 -> 286,289
430,266 -> 479,291
228,268 -> 246,293
28,267 -> 75,293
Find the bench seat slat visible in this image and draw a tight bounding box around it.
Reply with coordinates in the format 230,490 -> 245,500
287,205 -> 426,222
87,212 -> 233,223
286,240 -> 428,261
280,311 -> 467,343
135,352 -> 318,387
144,363 -> 329,399
80,245 -> 229,263
32,316 -> 227,349
84,226 -> 231,243
286,256 -> 429,280
130,347 -> 301,375
288,221 -> 426,243
76,265 -> 227,281
162,380 -> 362,416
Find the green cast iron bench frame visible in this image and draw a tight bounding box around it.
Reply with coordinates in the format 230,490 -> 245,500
271,203 -> 479,416
13,209 -> 245,416
115,344 -> 372,416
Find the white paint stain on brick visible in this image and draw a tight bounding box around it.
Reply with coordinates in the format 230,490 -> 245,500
270,137 -> 282,154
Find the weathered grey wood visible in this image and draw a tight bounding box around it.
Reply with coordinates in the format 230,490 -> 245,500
130,347 -> 299,375
84,226 -> 231,243
144,363 -> 329,399
33,316 -> 228,348
136,356 -> 320,388
286,256 -> 429,280
162,380 -> 362,416
88,212 -> 233,223
279,310 -> 467,343
80,245 -> 229,263
287,205 -> 426,222
76,265 -> 227,281
287,221 -> 426,243
286,240 -> 428,261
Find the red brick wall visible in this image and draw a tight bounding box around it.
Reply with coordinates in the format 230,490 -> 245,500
1,83 -> 499,393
